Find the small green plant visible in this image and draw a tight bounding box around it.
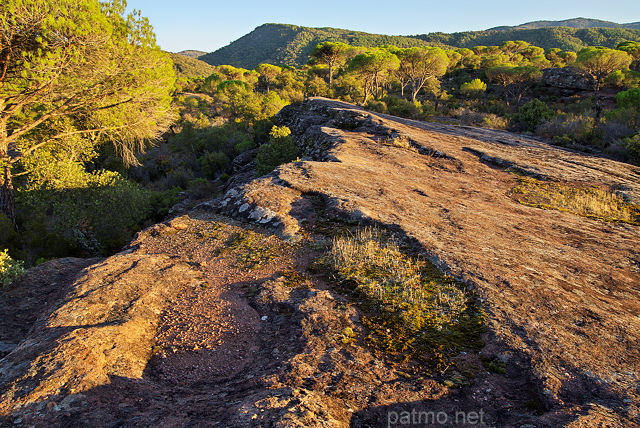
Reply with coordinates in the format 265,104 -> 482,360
339,327 -> 357,344
480,356 -> 507,374
0,249 -> 25,287
330,227 -> 485,371
280,270 -> 311,289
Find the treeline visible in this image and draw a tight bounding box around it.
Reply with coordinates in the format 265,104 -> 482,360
201,23 -> 640,69
153,38 -> 640,204
416,27 -> 640,52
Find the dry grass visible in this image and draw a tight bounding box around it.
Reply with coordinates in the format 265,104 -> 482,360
332,227 -> 466,324
330,227 -> 485,371
510,176 -> 640,225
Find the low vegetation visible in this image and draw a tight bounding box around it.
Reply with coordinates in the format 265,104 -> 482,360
510,176 -> 640,224
220,229 -> 285,269
330,227 -> 485,371
255,125 -> 301,176
0,249 -> 24,287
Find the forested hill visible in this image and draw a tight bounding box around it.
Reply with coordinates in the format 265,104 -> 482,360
488,18 -> 640,31
169,53 -> 215,80
199,23 -> 434,68
199,22 -> 640,69
415,27 -> 640,51
177,50 -> 208,59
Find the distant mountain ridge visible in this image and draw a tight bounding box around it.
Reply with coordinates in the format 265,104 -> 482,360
199,23 -> 434,69
169,53 -> 215,79
489,18 -> 640,31
177,50 -> 208,59
199,19 -> 640,69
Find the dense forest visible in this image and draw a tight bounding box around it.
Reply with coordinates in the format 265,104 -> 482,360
202,23 -> 640,69
487,17 -> 640,31
200,24 -> 435,69
1,1 -> 640,283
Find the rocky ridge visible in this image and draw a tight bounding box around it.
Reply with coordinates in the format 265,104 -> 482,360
0,97 -> 639,427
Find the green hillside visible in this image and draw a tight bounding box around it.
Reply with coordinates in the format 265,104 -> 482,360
177,50 -> 208,59
199,23 -> 436,69
199,22 -> 640,70
169,53 -> 216,79
489,18 -> 640,31
415,27 -> 640,51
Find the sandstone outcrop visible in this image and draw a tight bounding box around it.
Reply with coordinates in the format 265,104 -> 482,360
1,98 -> 639,427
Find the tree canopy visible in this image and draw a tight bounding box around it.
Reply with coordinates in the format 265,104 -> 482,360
0,0 -> 176,225
394,47 -> 449,102
309,41 -> 351,86
348,49 -> 400,102
575,47 -> 633,119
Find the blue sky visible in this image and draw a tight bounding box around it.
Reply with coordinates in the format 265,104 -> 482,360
125,0 -> 640,53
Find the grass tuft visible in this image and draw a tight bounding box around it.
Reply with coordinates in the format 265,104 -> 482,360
510,176 -> 640,225
330,227 -> 485,372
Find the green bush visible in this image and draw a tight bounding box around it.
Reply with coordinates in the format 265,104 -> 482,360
616,87 -> 640,111
16,174 -> 172,261
255,126 -> 301,176
624,134 -> 640,162
0,249 -> 24,287
365,100 -> 388,114
235,139 -> 256,153
537,114 -> 598,147
197,152 -> 230,178
383,96 -> 421,119
516,99 -> 554,131
460,78 -> 487,98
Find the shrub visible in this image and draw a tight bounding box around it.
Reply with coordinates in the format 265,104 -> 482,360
197,152 -> 230,178
516,99 -> 554,132
16,174 -> 171,261
382,96 -> 421,119
606,70 -> 640,89
235,139 -> 256,153
624,134 -> 640,163
255,125 -> 301,176
536,114 -> 598,146
0,249 -> 25,287
453,107 -> 509,130
365,100 -> 388,114
480,113 -> 509,130
616,87 -> 640,111
460,78 -> 487,98
186,178 -> 220,199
